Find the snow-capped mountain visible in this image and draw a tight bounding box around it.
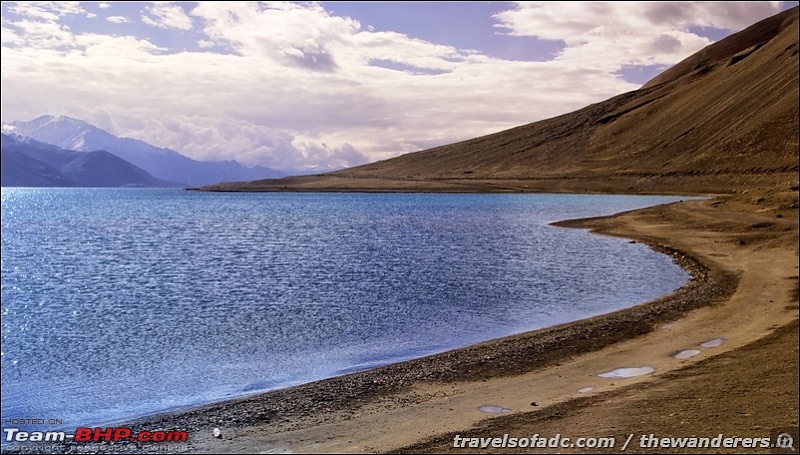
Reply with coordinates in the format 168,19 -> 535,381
4,116 -> 284,186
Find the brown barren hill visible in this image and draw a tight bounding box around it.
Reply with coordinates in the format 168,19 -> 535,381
202,6 -> 798,196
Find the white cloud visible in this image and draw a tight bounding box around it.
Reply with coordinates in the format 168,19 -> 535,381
142,2 -> 193,30
98,3 -> 111,9
0,1 -> 789,172
4,19 -> 75,48
7,2 -> 84,21
106,16 -> 131,24
493,2 -> 783,70
191,2 -> 360,70
73,33 -> 166,58
1,26 -> 23,46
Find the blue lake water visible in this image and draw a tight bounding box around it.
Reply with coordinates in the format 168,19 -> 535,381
1,189 -> 691,430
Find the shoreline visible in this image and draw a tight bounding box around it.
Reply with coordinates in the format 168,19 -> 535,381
132,195 -> 703,421
122,197 -> 754,449
32,192 -> 797,454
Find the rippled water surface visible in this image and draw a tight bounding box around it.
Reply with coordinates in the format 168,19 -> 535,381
1,189 -> 691,428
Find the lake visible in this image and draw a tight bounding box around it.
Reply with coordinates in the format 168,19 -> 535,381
1,189 -> 691,429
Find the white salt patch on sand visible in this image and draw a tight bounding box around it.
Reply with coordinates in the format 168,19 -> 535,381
701,338 -> 725,348
578,387 -> 594,393
674,349 -> 701,359
478,405 -> 513,414
598,367 -> 655,378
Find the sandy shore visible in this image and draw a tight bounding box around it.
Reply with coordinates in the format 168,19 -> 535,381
47,192 -> 797,454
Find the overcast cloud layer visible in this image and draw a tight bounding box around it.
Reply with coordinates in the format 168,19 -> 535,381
0,2 -> 789,172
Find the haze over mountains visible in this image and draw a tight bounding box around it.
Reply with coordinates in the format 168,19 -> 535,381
3,115 -> 284,187
206,7 -> 798,198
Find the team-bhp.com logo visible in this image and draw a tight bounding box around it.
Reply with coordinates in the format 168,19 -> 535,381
4,427 -> 187,443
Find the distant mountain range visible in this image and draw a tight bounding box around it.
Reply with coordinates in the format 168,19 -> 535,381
3,115 -> 284,187
1,133 -> 180,187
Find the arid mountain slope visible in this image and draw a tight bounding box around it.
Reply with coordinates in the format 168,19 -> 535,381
205,7 -> 798,196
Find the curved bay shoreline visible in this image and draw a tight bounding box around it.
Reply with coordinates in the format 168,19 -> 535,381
29,193 -> 797,454
128,228 -> 733,432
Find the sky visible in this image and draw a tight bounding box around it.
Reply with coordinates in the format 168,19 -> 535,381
1,1 -> 797,172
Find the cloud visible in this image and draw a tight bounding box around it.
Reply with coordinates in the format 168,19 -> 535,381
297,142 -> 370,169
190,2 -> 358,71
3,19 -> 75,48
142,2 -> 193,30
492,2 -> 783,70
649,34 -> 683,54
106,16 -> 131,24
6,2 -> 85,21
642,1 -> 784,30
98,3 -> 111,9
0,1 -> 789,173
116,114 -> 369,171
